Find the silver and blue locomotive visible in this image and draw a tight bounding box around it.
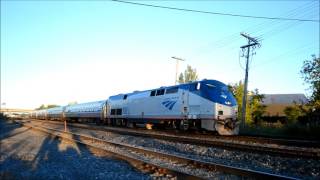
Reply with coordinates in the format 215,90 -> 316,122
31,79 -> 239,135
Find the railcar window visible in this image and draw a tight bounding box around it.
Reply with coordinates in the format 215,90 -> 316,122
156,89 -> 165,96
166,87 -> 178,94
111,109 -> 116,115
150,90 -> 156,96
116,109 -> 122,115
189,83 -> 198,91
123,95 -> 127,100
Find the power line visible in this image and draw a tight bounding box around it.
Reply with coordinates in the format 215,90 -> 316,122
253,44 -> 317,68
188,1 -> 318,57
112,0 -> 319,23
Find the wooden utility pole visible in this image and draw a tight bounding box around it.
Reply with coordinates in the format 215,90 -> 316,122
171,56 -> 185,85
62,107 -> 67,132
240,33 -> 260,128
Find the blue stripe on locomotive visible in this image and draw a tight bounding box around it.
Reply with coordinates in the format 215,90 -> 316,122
162,100 -> 177,110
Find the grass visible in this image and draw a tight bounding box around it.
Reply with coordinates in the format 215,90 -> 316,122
240,122 -> 320,140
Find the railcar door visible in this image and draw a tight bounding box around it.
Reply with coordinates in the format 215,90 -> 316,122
180,89 -> 189,130
181,90 -> 189,116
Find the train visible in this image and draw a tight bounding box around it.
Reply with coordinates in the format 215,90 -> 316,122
30,79 -> 239,135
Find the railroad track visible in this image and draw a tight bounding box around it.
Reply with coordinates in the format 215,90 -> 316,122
219,134 -> 320,148
15,120 -> 298,179
22,119 -> 320,159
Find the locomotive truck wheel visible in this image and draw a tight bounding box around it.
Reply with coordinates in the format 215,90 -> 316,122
122,119 -> 127,127
180,120 -> 189,131
127,122 -> 136,128
172,120 -> 180,129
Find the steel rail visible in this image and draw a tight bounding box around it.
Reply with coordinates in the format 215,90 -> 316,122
16,120 -> 299,179
16,121 -> 199,179
24,119 -> 320,159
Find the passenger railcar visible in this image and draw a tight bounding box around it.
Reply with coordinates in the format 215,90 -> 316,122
47,106 -> 65,120
35,109 -> 47,120
64,100 -> 107,123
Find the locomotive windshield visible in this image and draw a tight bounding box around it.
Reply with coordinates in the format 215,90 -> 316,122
200,81 -> 237,106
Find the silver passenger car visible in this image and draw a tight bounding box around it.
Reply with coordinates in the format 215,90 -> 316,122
64,100 -> 107,121
47,106 -> 64,120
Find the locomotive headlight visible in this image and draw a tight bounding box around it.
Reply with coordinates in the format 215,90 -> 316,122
234,107 -> 238,115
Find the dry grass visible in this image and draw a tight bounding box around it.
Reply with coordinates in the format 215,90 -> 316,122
240,123 -> 320,140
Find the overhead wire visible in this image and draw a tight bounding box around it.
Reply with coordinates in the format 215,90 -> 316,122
112,0 -> 319,74
256,3 -> 317,40
249,1 -> 316,36
202,1 -> 317,51
112,0 -> 319,22
252,43 -> 317,68
192,1 -> 317,54
238,50 -> 245,70
235,2 -> 317,73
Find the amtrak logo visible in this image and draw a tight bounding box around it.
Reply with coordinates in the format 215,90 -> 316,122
162,100 -> 177,110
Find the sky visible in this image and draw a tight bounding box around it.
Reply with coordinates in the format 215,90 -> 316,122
1,0 -> 319,109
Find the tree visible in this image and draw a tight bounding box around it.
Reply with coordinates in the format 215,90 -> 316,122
250,89 -> 266,125
301,55 -> 320,110
178,73 -> 184,84
35,104 -> 47,110
178,65 -> 199,84
229,81 -> 266,125
229,81 -> 251,124
68,101 -> 78,106
47,104 -> 60,109
284,102 -> 308,125
35,104 -> 59,110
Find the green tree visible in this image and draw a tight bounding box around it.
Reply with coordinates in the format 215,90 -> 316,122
178,73 -> 184,83
229,81 -> 265,125
178,65 -> 199,84
301,55 -> 320,110
284,103 -> 307,125
229,81 -> 250,124
35,104 -> 59,110
250,89 -> 266,125
47,104 -> 60,109
68,101 -> 78,106
35,104 -> 46,110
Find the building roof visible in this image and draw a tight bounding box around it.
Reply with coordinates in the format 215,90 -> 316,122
262,94 -> 308,105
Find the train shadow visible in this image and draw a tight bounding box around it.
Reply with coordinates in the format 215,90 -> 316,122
0,118 -> 150,180
0,119 -> 26,139
0,119 -> 82,179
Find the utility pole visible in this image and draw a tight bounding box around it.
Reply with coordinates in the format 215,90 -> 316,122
171,56 -> 185,85
240,33 -> 260,128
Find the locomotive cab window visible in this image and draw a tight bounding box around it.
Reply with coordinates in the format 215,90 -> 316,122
116,109 -> 122,115
123,94 -> 127,100
150,90 -> 156,96
156,89 -> 165,96
166,87 -> 178,94
111,109 -> 116,115
190,83 -> 200,91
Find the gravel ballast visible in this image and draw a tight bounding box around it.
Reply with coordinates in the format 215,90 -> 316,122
31,120 -> 320,179
0,120 -> 151,180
